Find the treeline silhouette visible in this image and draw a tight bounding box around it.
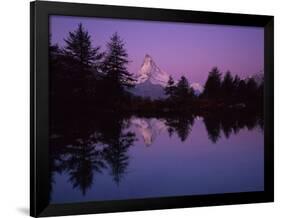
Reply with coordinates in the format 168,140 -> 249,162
50,23 -> 263,113
201,67 -> 263,107
50,23 -> 135,109
163,67 -> 263,112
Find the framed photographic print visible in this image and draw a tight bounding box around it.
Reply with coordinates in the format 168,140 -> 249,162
30,1 -> 274,217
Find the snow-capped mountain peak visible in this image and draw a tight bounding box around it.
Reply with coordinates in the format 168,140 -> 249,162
244,71 -> 264,85
191,82 -> 204,96
131,54 -> 204,99
135,54 -> 170,87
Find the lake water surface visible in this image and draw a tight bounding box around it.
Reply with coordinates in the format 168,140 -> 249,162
50,115 -> 264,204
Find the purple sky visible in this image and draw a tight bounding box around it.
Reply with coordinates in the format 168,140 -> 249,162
50,15 -> 264,84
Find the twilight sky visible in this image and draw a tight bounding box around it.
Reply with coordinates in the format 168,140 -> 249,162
50,15 -> 264,85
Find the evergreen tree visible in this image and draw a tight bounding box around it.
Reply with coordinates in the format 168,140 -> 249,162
64,23 -> 103,69
232,75 -> 241,90
164,76 -> 176,99
221,71 -> 234,99
102,32 -> 135,96
245,78 -> 258,101
174,76 -> 193,105
49,41 -> 61,74
62,23 -> 104,99
203,67 -> 222,99
232,75 -> 241,101
236,79 -> 247,102
190,87 -> 196,99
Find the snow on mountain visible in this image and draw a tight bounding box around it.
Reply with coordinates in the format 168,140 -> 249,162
130,80 -> 165,99
244,71 -> 264,85
129,54 -> 169,99
130,54 -> 204,99
134,54 -> 170,87
130,117 -> 167,146
191,82 -> 204,96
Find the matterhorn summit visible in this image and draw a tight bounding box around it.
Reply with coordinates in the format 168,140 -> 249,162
135,54 -> 170,87
130,54 -> 203,99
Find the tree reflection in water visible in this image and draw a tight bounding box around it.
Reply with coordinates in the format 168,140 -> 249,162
165,115 -> 195,142
202,110 -> 263,143
50,111 -> 136,197
50,109 -> 263,198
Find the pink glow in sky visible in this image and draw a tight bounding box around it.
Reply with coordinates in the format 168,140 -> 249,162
50,15 -> 264,84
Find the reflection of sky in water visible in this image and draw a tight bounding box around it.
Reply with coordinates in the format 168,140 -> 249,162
51,117 -> 264,204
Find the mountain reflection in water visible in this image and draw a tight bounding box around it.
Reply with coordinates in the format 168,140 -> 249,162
130,118 -> 167,146
50,111 -> 264,203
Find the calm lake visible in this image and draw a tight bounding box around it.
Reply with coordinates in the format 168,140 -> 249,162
50,114 -> 264,204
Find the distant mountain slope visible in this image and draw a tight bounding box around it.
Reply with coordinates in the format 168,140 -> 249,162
130,80 -> 165,99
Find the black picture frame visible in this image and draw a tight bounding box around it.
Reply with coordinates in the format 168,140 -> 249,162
30,1 -> 274,217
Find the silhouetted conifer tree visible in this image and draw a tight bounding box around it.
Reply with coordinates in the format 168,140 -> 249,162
203,67 -> 222,99
221,71 -> 234,99
174,76 -> 193,105
164,76 -> 176,99
237,79 -> 247,102
102,33 -> 135,98
243,78 -> 259,105
64,23 -> 103,69
231,75 -> 241,102
63,23 -> 104,98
